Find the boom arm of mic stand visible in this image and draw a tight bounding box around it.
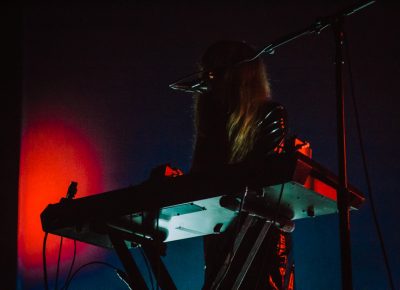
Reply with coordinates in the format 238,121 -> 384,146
167,1 -> 376,90
252,0 -> 376,58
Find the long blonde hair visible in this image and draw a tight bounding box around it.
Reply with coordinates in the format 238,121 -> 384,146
196,41 -> 271,163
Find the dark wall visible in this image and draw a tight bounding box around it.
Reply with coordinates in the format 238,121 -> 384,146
2,2 -> 22,290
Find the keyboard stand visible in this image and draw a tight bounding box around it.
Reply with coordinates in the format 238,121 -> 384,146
210,214 -> 273,289
233,220 -> 273,289
108,228 -> 147,290
108,225 -> 177,290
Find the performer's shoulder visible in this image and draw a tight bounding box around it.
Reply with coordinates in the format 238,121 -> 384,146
264,100 -> 286,111
258,101 -> 287,122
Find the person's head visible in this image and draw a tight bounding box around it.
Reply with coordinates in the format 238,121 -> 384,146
200,40 -> 270,104
196,40 -> 272,163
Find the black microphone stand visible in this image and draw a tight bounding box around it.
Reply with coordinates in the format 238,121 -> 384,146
333,17 -> 353,290
247,1 -> 375,289
168,1 -> 376,287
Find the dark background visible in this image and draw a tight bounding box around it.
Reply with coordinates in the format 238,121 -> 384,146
14,1 -> 400,289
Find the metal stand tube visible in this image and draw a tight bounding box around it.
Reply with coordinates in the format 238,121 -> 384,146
333,18 -> 353,290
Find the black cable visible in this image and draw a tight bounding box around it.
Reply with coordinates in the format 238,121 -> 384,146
136,212 -> 156,290
139,247 -> 155,290
43,232 -> 50,290
344,35 -> 396,290
62,261 -> 125,290
62,239 -> 77,290
55,237 -> 63,290
137,212 -> 156,289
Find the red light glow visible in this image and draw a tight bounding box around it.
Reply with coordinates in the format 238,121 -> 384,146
18,116 -> 105,282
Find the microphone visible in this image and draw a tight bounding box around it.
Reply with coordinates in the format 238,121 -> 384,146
169,78 -> 208,93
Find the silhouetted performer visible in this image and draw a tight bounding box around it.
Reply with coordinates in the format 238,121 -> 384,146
190,40 -> 295,290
